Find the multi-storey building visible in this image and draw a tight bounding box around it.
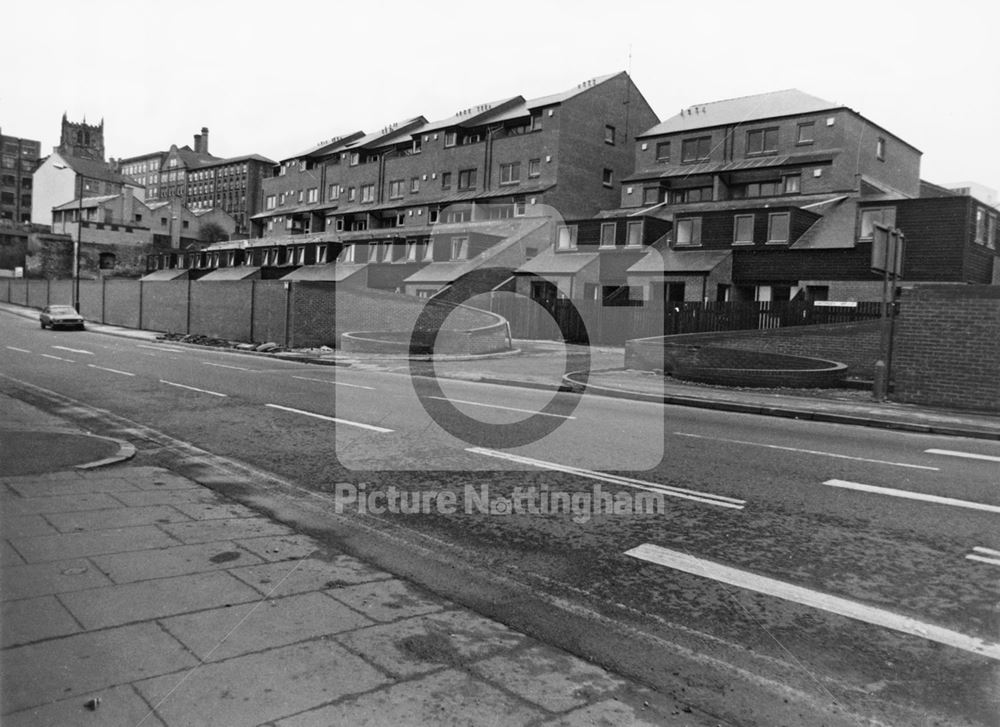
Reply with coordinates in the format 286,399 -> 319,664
31,151 -> 141,227
1,130 -> 40,223
167,72 -> 659,294
187,153 -> 274,236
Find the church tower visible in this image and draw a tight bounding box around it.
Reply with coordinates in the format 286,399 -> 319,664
57,113 -> 105,161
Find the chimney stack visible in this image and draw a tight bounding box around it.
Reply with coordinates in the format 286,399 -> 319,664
200,127 -> 209,154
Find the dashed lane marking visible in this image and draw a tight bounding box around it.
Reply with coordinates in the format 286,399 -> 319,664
159,380 -> 227,397
265,403 -> 393,433
925,448 -> 1000,464
88,364 -> 136,377
138,344 -> 186,353
429,396 -> 576,419
823,479 -> 1000,515
52,345 -> 94,355
967,546 -> 1000,567
292,375 -> 375,390
40,354 -> 74,362
203,361 -> 257,372
5,346 -> 30,353
625,543 -> 1000,661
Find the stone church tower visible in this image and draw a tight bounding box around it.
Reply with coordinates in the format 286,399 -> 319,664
57,114 -> 105,161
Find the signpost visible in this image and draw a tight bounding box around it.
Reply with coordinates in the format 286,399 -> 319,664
871,224 -> 904,401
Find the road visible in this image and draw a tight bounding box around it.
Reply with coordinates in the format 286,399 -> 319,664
2,311 -> 998,726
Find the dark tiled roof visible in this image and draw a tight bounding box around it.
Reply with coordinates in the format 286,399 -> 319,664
625,151 -> 838,182
60,155 -> 136,186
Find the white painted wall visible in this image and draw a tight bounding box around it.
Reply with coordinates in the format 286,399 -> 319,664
31,152 -> 77,226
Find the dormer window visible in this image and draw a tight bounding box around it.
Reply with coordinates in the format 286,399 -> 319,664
746,128 -> 778,156
444,131 -> 457,148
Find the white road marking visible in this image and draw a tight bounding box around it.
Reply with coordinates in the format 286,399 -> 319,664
87,364 -> 136,377
966,554 -> 1000,567
159,380 -> 227,397
292,375 -> 375,390
823,479 -> 1000,515
138,344 -> 186,353
625,543 -> 1000,661
52,345 -> 94,355
467,447 -> 745,509
675,432 -> 938,471
429,396 -> 575,419
926,449 -> 1000,464
972,546 -> 1000,558
265,403 -> 393,433
5,346 -> 30,353
203,361 -> 256,372
40,353 -> 74,362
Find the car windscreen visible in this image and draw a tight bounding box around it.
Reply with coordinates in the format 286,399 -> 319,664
47,306 -> 79,315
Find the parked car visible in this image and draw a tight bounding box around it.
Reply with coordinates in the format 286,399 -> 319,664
40,305 -> 85,330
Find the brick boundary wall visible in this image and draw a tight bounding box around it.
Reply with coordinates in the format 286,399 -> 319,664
892,285 -> 1000,412
626,320 -> 881,379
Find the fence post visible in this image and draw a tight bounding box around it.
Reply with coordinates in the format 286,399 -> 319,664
249,280 -> 256,343
185,278 -> 192,334
284,281 -> 292,348
138,280 -> 144,330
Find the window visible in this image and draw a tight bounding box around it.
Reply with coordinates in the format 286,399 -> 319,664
265,195 -> 276,210
876,137 -> 886,161
348,152 -> 360,166
458,169 -> 477,190
429,208 -> 439,224
859,207 -> 896,239
444,131 -> 457,148
975,208 -> 987,243
405,240 -> 418,261
767,212 -> 790,243
410,177 -> 419,193
382,243 -> 394,262
360,184 -> 375,203
338,245 -> 356,263
675,218 -> 702,246
499,162 -> 520,185
600,223 -> 616,248
297,189 -> 304,203
423,241 -> 434,261
335,218 -> 345,231
626,221 -> 643,247
328,184 -> 340,201
642,187 -> 661,205
734,214 -> 755,244
514,197 -> 527,216
441,172 -> 452,190
670,187 -> 713,204
797,122 -> 814,144
388,180 -> 405,199
307,188 -> 318,203
530,112 -> 543,131
988,213 -> 997,250
395,213 -> 405,227
783,175 -> 801,194
681,136 -> 711,163
655,142 -> 670,161
528,159 -> 541,178
746,128 -> 779,156
182,220 -> 189,230
450,236 -> 469,260
556,225 -> 577,250
604,125 -> 616,145
602,168 -> 613,187
445,209 -> 471,223
134,213 -> 142,223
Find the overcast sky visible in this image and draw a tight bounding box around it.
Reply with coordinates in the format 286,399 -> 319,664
4,1 -> 998,193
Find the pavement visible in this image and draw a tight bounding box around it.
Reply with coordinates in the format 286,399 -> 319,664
0,392 -> 724,727
2,300 -> 998,444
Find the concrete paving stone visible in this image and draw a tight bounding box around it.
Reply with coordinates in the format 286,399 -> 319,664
110,489 -> 221,508
470,644 -> 627,713
10,525 -> 179,563
1,684 -> 167,727
1,595 -> 81,647
6,477 -> 141,498
0,622 -> 197,714
1,492 -> 126,515
229,555 -> 392,598
58,570 -> 262,629
159,517 -> 294,544
276,668 -> 543,727
1,540 -> 25,566
235,533 -> 322,561
539,699 -> 693,726
121,467 -> 202,490
160,591 -> 373,662
44,505 -> 192,533
0,471 -> 86,487
0,513 -> 59,538
170,501 -> 260,520
336,609 -> 527,678
327,578 -> 444,623
134,640 -> 388,727
1,558 -> 113,600
92,541 -> 265,583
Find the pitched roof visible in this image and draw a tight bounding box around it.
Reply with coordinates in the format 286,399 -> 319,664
53,194 -> 120,211
194,152 -> 276,168
639,89 -> 838,137
58,155 -> 136,186
627,248 -> 731,274
517,249 -> 599,275
174,145 -> 220,168
288,131 -> 366,161
528,72 -> 623,109
344,117 -> 427,151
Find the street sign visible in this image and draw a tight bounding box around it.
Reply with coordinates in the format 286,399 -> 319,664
871,224 -> 904,277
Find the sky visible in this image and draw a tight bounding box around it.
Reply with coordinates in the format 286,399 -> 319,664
3,0 -> 998,194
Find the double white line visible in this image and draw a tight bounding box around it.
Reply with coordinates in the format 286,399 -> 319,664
466,448 -> 745,510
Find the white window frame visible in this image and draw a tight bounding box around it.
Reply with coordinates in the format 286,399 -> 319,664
451,236 -> 469,260
599,222 -> 616,248
767,212 -> 790,244
499,162 -> 520,185
675,218 -> 702,246
556,225 -> 578,251
733,214 -> 755,245
626,221 -> 643,248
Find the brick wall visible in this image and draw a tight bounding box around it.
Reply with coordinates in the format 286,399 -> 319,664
251,282 -> 288,345
141,281 -> 189,333
191,282 -> 253,341
77,281 -> 104,321
892,285 -> 1000,411
103,279 -> 141,328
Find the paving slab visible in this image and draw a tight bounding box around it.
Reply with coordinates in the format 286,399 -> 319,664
276,668 -> 544,727
119,467 -> 203,490
336,609 -> 526,678
1,684 -> 167,727
110,488 -> 221,507
1,594 -> 81,647
0,513 -> 59,538
170,501 -> 260,520
327,578 -> 444,623
0,622 -> 197,714
235,533 -> 323,561
0,540 -> 25,566
539,698 -> 685,726
1,492 -> 126,515
58,570 -> 262,629
6,477 -> 141,498
470,643 -> 626,712
1,558 -> 113,600
134,640 -> 388,727
9,525 -> 179,563
44,505 -> 191,533
159,517 -> 294,544
91,541 -> 265,583
228,555 -> 392,597
160,591 -> 373,662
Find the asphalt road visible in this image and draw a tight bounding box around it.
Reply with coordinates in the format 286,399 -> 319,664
2,311 -> 998,726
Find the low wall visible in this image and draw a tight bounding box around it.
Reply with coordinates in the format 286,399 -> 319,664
892,285 -> 1000,412
626,320 -> 880,379
657,344 -> 847,388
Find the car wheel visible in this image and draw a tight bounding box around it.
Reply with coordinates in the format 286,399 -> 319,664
40,321 -> 46,328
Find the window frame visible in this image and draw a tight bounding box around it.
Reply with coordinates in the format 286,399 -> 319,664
599,222 -> 617,248
457,168 -> 477,191
681,136 -> 712,163
499,162 -> 520,186
527,158 -> 541,178
655,141 -> 671,162
604,125 -> 616,145
555,225 -> 578,251
674,217 -> 702,246
733,214 -> 755,245
766,212 -> 790,244
626,221 -> 643,248
746,127 -> 779,156
796,122 -> 815,145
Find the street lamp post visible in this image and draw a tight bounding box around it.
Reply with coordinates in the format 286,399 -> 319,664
74,174 -> 85,311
